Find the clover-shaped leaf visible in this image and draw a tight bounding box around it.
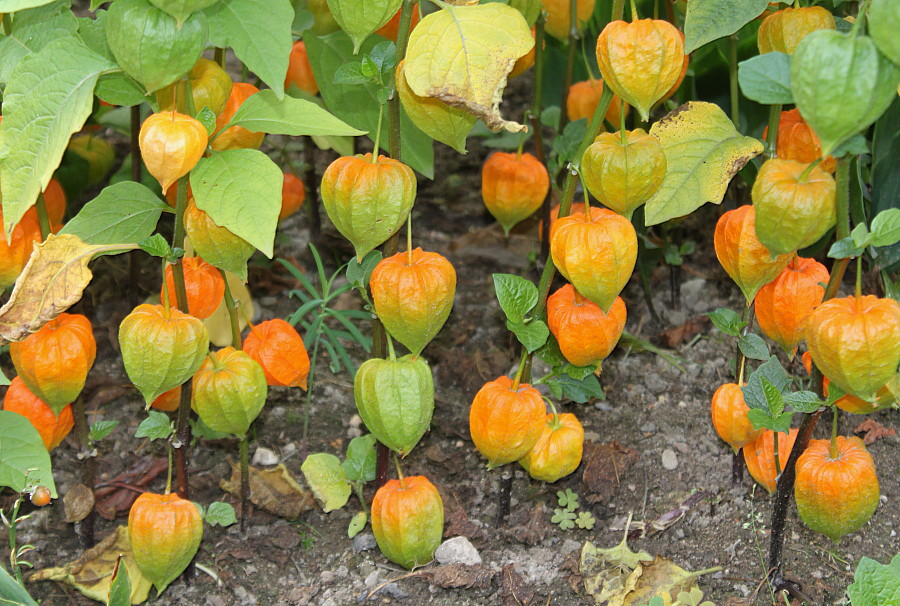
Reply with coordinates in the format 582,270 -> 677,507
551,508 -> 576,530
557,489 -> 580,511
575,511 -> 596,530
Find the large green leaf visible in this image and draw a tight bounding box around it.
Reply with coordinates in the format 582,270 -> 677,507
191,149 -> 282,257
60,182 -> 167,247
325,0 -> 401,53
0,0 -> 57,11
0,37 -> 112,237
301,453 -> 351,513
306,31 -> 434,178
227,89 -> 365,136
0,1 -> 79,84
872,98 -> 900,270
684,0 -> 769,54
644,102 -> 764,226
149,0 -> 220,23
205,0 -> 294,99
737,52 -> 793,105
0,565 -> 39,606
0,411 -> 57,498
846,555 -> 900,606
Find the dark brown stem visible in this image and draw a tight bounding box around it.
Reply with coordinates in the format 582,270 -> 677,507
171,176 -> 193,499
239,436 -> 250,533
72,396 -> 95,548
496,470 -> 514,527
731,450 -> 743,485
301,136 -> 321,239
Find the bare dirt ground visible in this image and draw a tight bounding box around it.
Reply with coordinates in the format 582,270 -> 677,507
6,100 -> 898,606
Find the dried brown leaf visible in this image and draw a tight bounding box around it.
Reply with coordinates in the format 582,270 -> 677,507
93,457 -> 168,520
0,235 -> 132,344
582,440 -> 638,504
63,483 -> 94,523
420,563 -> 496,589
444,500 -> 487,542
220,461 -> 316,519
511,501 -> 549,545
501,564 -> 535,606
660,317 -> 708,348
854,418 -> 897,445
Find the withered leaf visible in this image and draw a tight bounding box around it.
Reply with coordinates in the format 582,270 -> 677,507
0,234 -> 135,344
501,564 -> 535,606
63,483 -> 95,523
94,457 -> 168,520
620,556 -> 720,606
854,418 -> 897,445
511,501 -> 549,546
419,563 -> 496,589
582,440 -> 638,504
220,461 -> 316,519
581,520 -> 653,606
444,499 -> 487,542
30,526 -> 152,604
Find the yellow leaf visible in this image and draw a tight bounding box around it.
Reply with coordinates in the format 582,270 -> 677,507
404,2 -> 533,133
580,517 -> 653,605
621,556 -> 721,606
220,461 -> 317,519
30,526 -> 153,605
643,102 -> 764,226
0,234 -> 135,344
396,60 -> 477,154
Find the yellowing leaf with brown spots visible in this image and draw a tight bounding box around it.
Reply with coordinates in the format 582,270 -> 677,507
404,2 -> 533,133
643,101 -> 764,226
0,234 -> 135,344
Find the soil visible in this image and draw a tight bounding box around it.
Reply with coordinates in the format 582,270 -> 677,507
5,89 -> 899,606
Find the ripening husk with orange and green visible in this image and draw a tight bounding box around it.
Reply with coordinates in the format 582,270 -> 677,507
542,0 -> 595,41
192,347 -> 267,437
710,383 -> 763,453
581,129 -> 666,219
519,412 -> 584,483
757,6 -> 835,55
320,153 -> 416,260
547,285 -> 626,369
371,475 -> 444,569
794,437 -> 879,542
805,295 -> 900,401
10,313 -> 96,414
595,19 -> 685,121
550,207 -> 637,314
754,257 -> 828,356
481,151 -> 550,235
184,199 -> 255,281
139,110 -> 207,194
752,159 -> 836,256
744,428 -> 799,494
119,304 -> 210,405
354,355 -> 434,457
128,492 -> 203,593
469,376 -> 546,468
714,205 -> 793,303
370,248 -> 457,356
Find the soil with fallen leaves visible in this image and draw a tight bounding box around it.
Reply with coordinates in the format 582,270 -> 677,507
5,110 -> 899,606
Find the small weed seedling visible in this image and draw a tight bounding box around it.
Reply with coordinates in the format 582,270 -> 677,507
551,489 -> 595,531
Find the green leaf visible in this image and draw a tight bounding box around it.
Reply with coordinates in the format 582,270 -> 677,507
0,0 -> 59,9
741,356 -> 790,410
0,411 -> 57,497
326,0 -> 402,53
846,555 -> 900,606
828,237 -> 865,259
707,307 -> 746,337
107,556 -> 131,606
305,31 -> 434,178
738,333 -> 769,361
0,37 -> 112,236
333,61 -> 369,84
226,89 -> 365,137
139,233 -> 173,258
508,319 -> 549,353
492,273 -> 538,323
204,502 -> 238,527
557,488 -> 579,509
575,511 -> 596,530
347,511 -> 367,538
369,40 -> 396,74
0,1 -> 79,85
0,563 -> 39,606
761,378 -> 784,416
135,411 -> 175,441
95,72 -> 149,107
301,453 -> 351,513
191,149 -> 283,258
60,182 -> 168,247
345,250 -> 382,289
871,98 -> 900,270
737,52 -> 793,105
89,420 -> 119,442
870,208 -> 900,248
341,434 -> 377,484
149,0 -> 220,24
645,102 -> 764,226
553,374 -> 604,403
747,408 -> 793,434
783,391 -> 822,414
0,367 -> 10,387
831,133 -> 869,158
196,106 -> 218,136
205,0 -> 294,99
536,334 -> 567,367
683,0 -> 769,53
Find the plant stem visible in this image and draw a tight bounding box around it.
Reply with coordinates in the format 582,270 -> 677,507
496,470 -> 514,527
532,14 -> 552,261
301,332 -> 321,457
511,348 -> 528,390
798,157 -> 822,182
559,0 -> 580,132
72,395 -> 95,548
35,194 -> 50,240
214,47 -> 225,68
240,435 -> 250,533
829,405 -> 839,459
728,34 -> 740,129
220,269 -> 242,349
375,0 -> 417,489
612,0 -> 625,21
393,454 -> 407,490
855,255 -> 863,299
371,104 -> 385,162
766,104 -> 782,158
8,495 -> 24,586
301,137 -> 321,238
406,212 -> 414,265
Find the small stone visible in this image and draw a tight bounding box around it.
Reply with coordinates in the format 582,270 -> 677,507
673,441 -> 689,454
364,570 -> 381,589
594,401 -> 613,412
661,449 -> 678,471
352,532 -> 377,553
675,529 -> 685,539
434,536 -> 482,565
251,447 -> 278,466
812,570 -> 823,580
640,422 -> 656,434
